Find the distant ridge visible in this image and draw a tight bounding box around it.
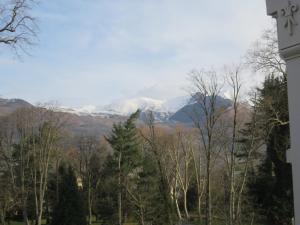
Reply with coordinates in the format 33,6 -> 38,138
0,95 -> 246,137
0,98 -> 32,116
170,96 -> 232,124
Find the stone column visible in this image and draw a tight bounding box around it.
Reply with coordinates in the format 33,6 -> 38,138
266,0 -> 300,224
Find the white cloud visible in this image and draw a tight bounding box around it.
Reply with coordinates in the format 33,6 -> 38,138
1,0 -> 274,106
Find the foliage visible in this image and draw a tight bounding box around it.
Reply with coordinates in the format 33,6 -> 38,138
106,110 -> 142,176
51,165 -> 87,225
248,75 -> 293,225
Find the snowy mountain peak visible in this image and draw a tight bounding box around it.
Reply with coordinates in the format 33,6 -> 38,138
101,97 -> 165,116
57,105 -> 97,116
56,96 -> 191,117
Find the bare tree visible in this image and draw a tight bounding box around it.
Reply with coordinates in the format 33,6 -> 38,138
78,136 -> 103,225
190,135 -> 205,222
0,0 -> 37,53
30,108 -> 63,225
234,94 -> 264,225
14,107 -> 35,225
189,70 -> 226,225
140,112 -> 176,225
221,65 -> 265,225
168,127 -> 194,220
0,115 -> 19,225
247,27 -> 288,128
1,106 -> 64,225
246,27 -> 286,77
222,66 -> 242,225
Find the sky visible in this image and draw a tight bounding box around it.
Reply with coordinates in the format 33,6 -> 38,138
0,0 -> 273,107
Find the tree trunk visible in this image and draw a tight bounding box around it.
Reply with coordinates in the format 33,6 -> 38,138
140,210 -> 145,225
206,153 -> 211,225
88,177 -> 92,225
35,213 -> 42,225
183,190 -> 189,219
138,199 -> 146,225
88,199 -> 92,225
192,147 -> 203,222
175,197 -> 182,220
23,198 -> 30,225
35,192 -> 44,225
229,156 -> 235,225
118,152 -> 122,225
228,68 -> 240,225
0,210 -> 7,225
56,160 -> 60,203
235,151 -> 253,225
123,183 -> 129,224
198,195 -> 202,222
173,175 -> 182,220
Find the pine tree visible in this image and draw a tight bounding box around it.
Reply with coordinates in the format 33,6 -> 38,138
248,75 -> 293,225
106,110 -> 142,225
136,152 -> 170,225
51,165 -> 86,225
95,155 -> 119,225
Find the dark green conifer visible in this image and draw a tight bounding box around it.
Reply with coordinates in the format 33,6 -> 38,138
105,110 -> 142,225
51,165 -> 86,225
247,75 -> 293,225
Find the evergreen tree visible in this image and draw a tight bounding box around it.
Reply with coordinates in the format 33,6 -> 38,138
95,155 -> 119,225
136,152 -> 171,225
51,165 -> 86,225
248,75 -> 293,225
246,28 -> 294,225
106,110 -> 142,225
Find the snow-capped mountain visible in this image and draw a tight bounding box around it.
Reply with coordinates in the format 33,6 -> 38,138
54,94 -> 235,124
55,96 -> 190,122
58,105 -> 97,115
101,96 -> 191,115
0,95 -> 243,137
101,97 -> 165,115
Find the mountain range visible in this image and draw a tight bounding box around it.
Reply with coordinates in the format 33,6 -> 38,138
0,95 -> 240,136
59,96 -> 189,116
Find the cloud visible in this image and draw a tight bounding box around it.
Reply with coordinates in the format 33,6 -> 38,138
1,0 -> 273,106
